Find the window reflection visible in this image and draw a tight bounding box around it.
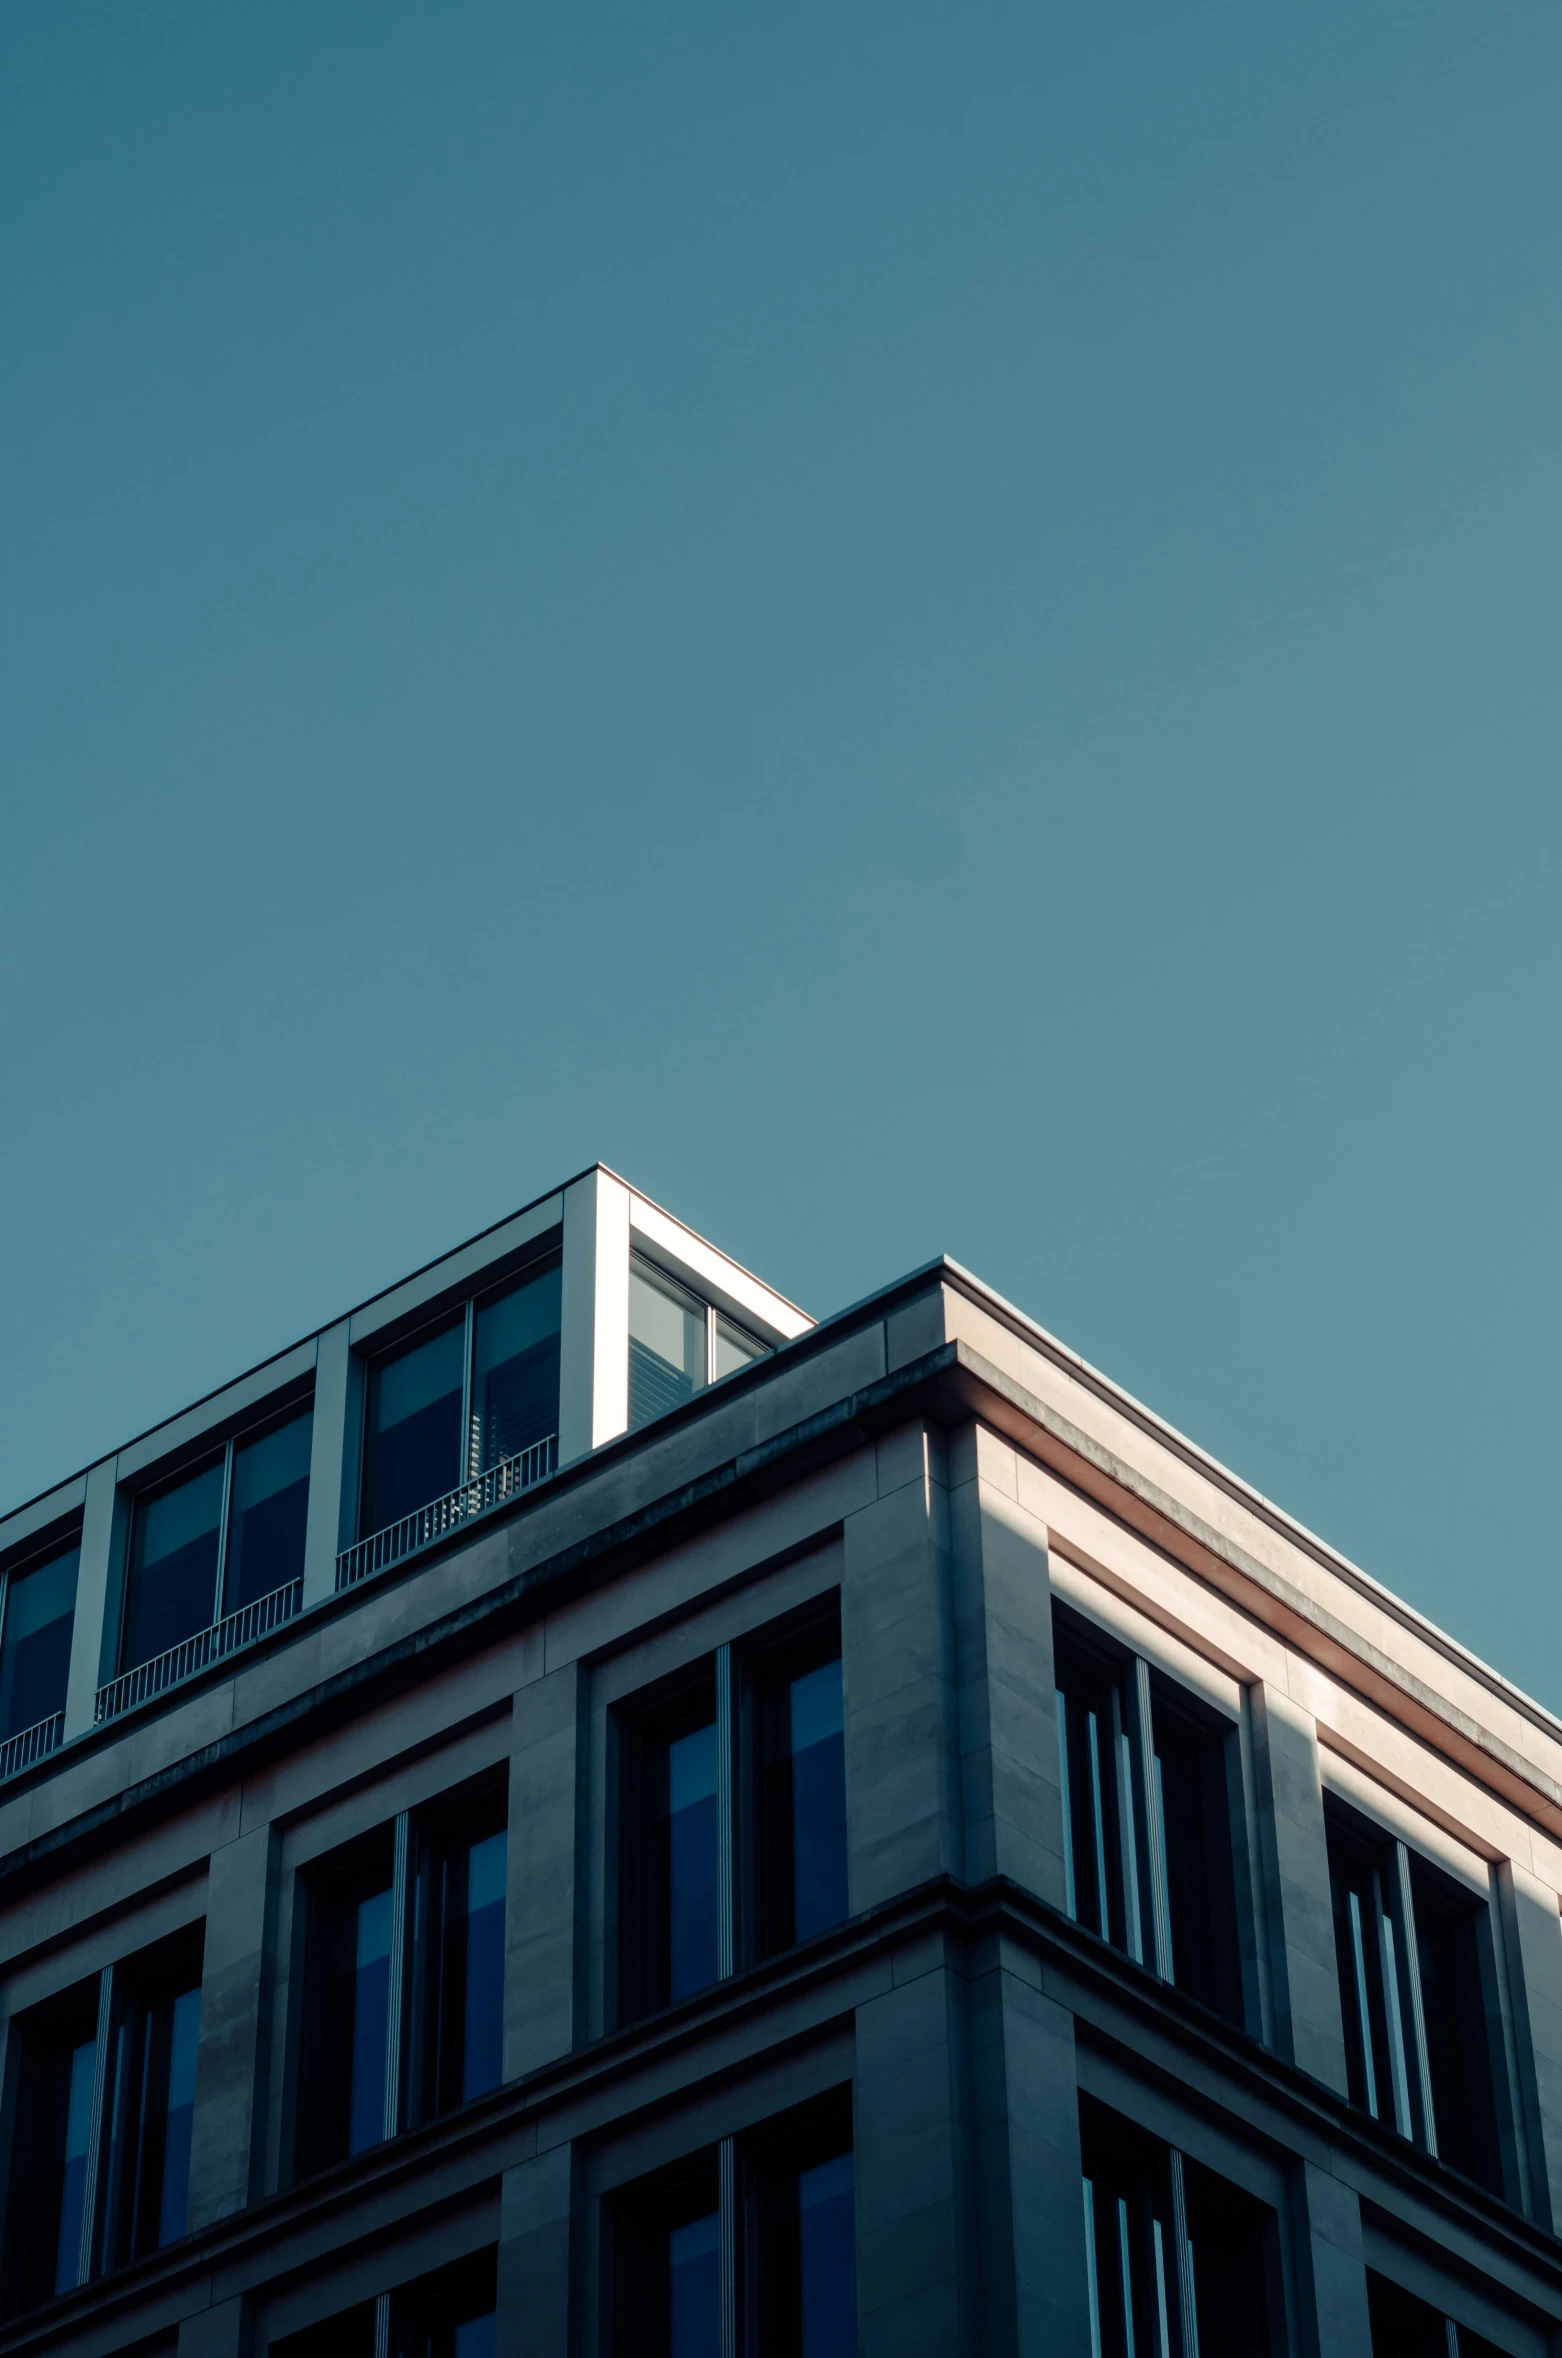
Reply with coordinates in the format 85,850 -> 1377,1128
123,1459 -> 225,1671
0,1542 -> 78,1739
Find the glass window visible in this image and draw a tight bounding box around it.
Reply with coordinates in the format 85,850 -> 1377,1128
1366,2272 -> 1507,2357
362,1316 -> 466,1537
754,1634 -> 848,1957
471,1262 -> 562,1475
97,1937 -> 202,2269
1054,1623 -> 1138,1958
746,2098 -> 857,2358
714,1316 -> 765,1382
1327,1809 -> 1415,2138
1411,1857 -> 1503,2191
122,1460 -> 225,1672
1081,2097 -> 1275,2358
0,1541 -> 78,1739
393,2249 -> 498,2358
1149,1676 -> 1243,2025
619,1680 -> 720,2021
296,1842 -> 396,2176
629,1261 -> 707,1428
612,2152 -> 722,2358
411,1797 -> 507,2120
224,1408 -> 312,1615
0,1982 -> 101,2316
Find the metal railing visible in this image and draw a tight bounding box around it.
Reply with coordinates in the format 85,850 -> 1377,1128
0,1710 -> 64,1784
336,1432 -> 559,1592
95,1576 -> 304,1726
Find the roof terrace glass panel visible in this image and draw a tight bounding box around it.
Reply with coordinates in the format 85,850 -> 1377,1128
224,1407 -> 313,1616
361,1316 -> 465,1538
629,1260 -> 706,1428
0,1542 -> 78,1740
471,1260 -> 560,1474
713,1314 -> 766,1382
123,1461 -> 224,1672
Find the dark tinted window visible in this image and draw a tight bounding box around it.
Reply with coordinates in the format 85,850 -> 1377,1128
1080,2097 -> 1275,2358
471,1263 -> 560,1473
1150,1677 -> 1243,2024
1054,1622 -> 1137,1956
0,1543 -> 78,1739
1412,1859 -> 1503,2192
746,2094 -> 856,2358
393,2248 -> 498,2358
122,1460 -> 224,1670
1327,1810 -> 1415,2136
296,1840 -> 395,2176
97,1936 -> 203,2269
752,1627 -> 847,1957
224,1408 -> 312,1614
619,1679 -> 720,2022
412,1795 -> 507,2120
1367,2271 -> 1507,2358
0,1981 -> 100,2316
362,1318 -> 465,1536
611,2151 -> 721,2358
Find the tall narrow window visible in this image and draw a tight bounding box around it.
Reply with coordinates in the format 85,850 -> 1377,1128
97,1936 -> 203,2269
411,1796 -> 507,2120
746,2096 -> 857,2358
1054,1623 -> 1138,1959
361,1317 -> 466,1537
629,1262 -> 707,1428
123,1459 -> 226,1672
611,2152 -> 722,2358
297,1841 -> 396,2175
470,1263 -> 561,1476
0,1984 -> 100,2316
224,1409 -> 313,1615
1327,1810 -> 1415,2138
0,1540 -> 78,1742
753,1631 -> 848,1958
1411,1859 -> 1503,2192
619,1679 -> 720,2021
1149,1676 -> 1244,2025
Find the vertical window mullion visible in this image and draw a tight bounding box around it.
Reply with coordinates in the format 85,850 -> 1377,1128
373,2288 -> 392,2358
384,1812 -> 411,2142
1168,2146 -> 1199,2358
1392,1840 -> 1438,2155
461,1299 -> 477,1484
716,1644 -> 735,1980
1133,1659 -> 1174,1982
213,1441 -> 235,1626
718,2133 -> 738,2358
78,1966 -> 114,2286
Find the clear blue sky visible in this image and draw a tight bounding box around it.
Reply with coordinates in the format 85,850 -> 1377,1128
2,4 -> 1558,1698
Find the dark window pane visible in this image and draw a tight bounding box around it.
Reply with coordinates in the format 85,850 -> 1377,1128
1326,1812 -> 1412,2135
747,2094 -> 856,2358
273,2307 -> 377,2358
1411,1861 -> 1503,2193
757,1641 -> 848,1957
619,1683 -> 719,2022
392,2248 -> 498,2358
413,1804 -> 507,2122
297,1848 -> 394,2176
1182,2153 -> 1275,2358
1079,2100 -> 1179,2358
362,1319 -> 464,1537
628,1263 -> 705,1429
471,1263 -> 561,1473
224,1409 -> 312,1614
1151,1681 -> 1244,2025
612,2154 -> 721,2358
123,1462 -> 224,1671
0,1544 -> 78,1738
98,1945 -> 202,2270
0,1985 -> 100,2317
1366,2272 -> 1453,2358
1054,1625 -> 1137,1959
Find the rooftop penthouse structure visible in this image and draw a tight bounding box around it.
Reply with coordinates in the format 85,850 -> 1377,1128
0,1164 -> 1559,2356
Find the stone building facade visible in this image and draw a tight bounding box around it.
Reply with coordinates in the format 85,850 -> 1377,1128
0,1164 -> 1558,2356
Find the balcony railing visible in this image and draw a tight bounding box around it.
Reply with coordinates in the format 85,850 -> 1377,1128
0,1710 -> 65,1784
336,1432 -> 559,1593
95,1575 -> 304,1726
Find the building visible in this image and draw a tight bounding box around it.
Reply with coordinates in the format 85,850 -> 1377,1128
0,1162 -> 1558,2357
